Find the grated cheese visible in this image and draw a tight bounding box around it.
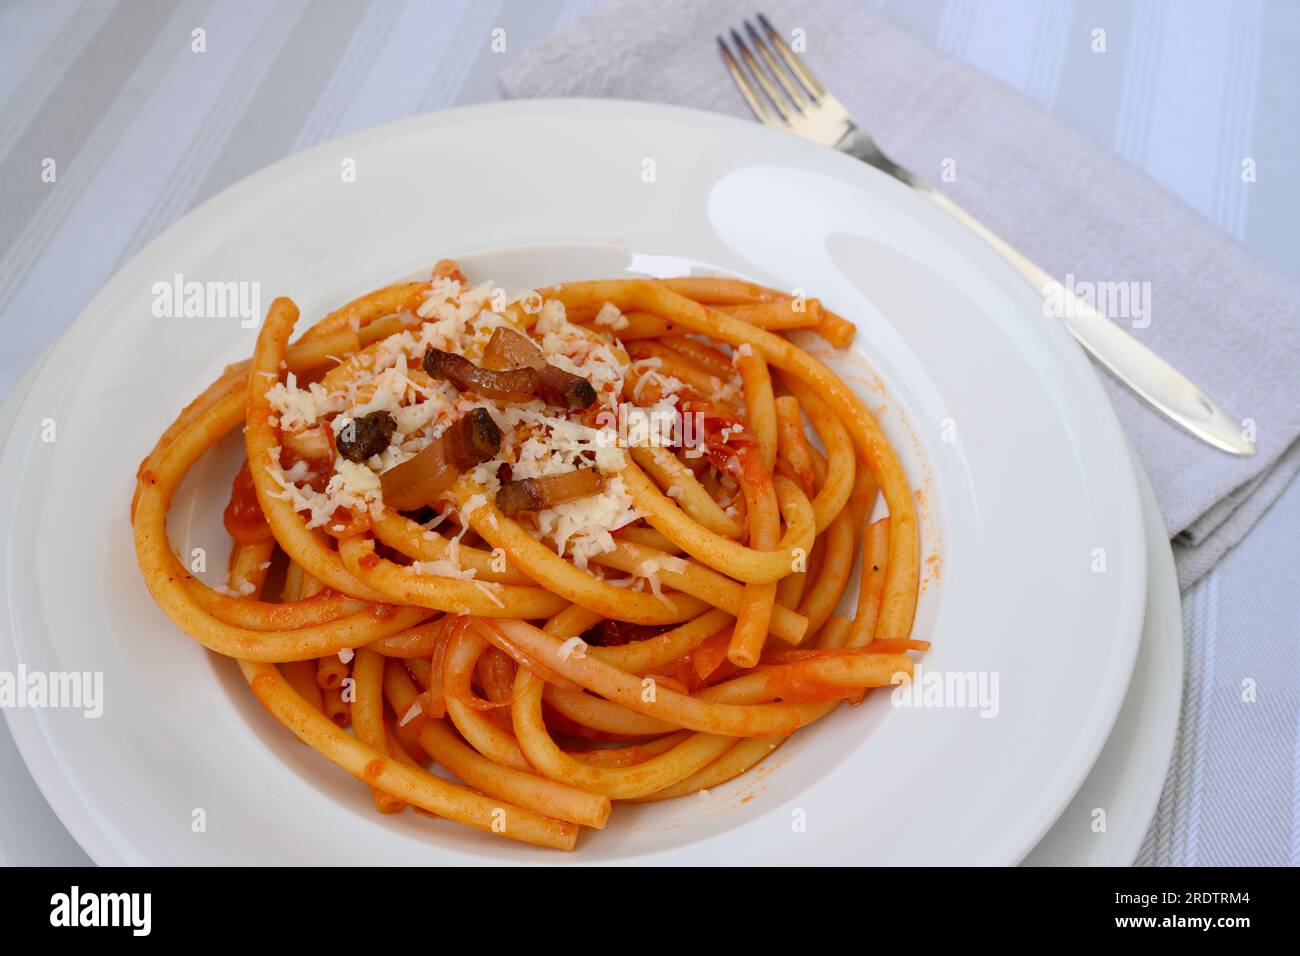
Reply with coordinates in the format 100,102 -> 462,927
473,581 -> 505,608
409,558 -> 476,581
263,274 -> 654,570
216,577 -> 256,597
265,373 -> 346,431
534,475 -> 642,569
593,302 -> 629,330
633,554 -> 690,604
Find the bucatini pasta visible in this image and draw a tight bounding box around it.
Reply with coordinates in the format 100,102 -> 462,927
131,261 -> 926,851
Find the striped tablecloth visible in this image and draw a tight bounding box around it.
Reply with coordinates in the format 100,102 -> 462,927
0,0 -> 1296,866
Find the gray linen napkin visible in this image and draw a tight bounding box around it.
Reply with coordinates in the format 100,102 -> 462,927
501,0 -> 1300,589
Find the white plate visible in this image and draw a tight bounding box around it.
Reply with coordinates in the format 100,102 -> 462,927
0,100 -> 1145,865
0,341 -> 93,867
1022,442 -> 1182,865
0,354 -> 1181,867
0,362 -> 1182,869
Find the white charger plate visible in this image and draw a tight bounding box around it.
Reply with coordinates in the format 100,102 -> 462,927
0,100 -> 1146,865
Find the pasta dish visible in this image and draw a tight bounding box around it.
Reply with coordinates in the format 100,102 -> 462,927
131,260 -> 924,851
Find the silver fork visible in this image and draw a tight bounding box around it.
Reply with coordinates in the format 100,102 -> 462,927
719,15 -> 1254,456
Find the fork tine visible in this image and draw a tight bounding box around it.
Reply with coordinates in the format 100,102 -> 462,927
757,13 -> 826,99
745,19 -> 808,110
718,36 -> 778,126
729,28 -> 792,122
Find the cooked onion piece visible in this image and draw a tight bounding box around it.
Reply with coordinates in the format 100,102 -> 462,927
488,329 -> 599,409
496,468 -> 605,517
424,347 -> 537,402
379,407 -> 501,511
536,365 -> 597,410
428,330 -> 597,411
483,326 -> 545,370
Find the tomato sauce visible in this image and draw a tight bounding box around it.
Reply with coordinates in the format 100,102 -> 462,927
279,433 -> 335,492
688,627 -> 736,681
681,399 -> 760,475
223,462 -> 273,544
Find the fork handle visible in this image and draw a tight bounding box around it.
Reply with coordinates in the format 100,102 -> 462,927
837,127 -> 1254,456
